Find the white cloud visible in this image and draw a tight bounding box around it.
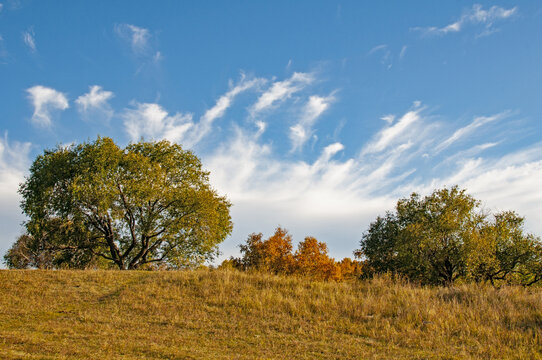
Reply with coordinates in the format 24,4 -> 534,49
123,102 -> 194,143
290,94 -> 334,151
249,72 -> 313,117
195,75 -> 266,145
75,85 -> 114,121
114,23 -> 162,69
0,3 -> 3,12
363,106 -> 422,154
22,27 -> 36,52
0,133 -> 31,260
436,111 -> 508,152
123,75 -> 263,146
26,85 -> 69,127
415,4 -> 517,37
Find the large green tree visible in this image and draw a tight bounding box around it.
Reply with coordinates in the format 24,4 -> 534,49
5,137 -> 232,270
358,186 -> 542,285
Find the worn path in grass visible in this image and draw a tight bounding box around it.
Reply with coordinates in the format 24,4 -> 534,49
0,270 -> 541,359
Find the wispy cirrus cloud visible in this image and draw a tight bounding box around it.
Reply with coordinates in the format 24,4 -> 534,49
114,23 -> 162,68
123,75 -> 263,146
114,24 -> 149,54
414,4 -> 517,37
368,44 -> 387,55
362,105 -> 424,155
75,85 -> 114,121
26,85 -> 69,127
435,111 -> 510,153
249,72 -> 313,118
399,45 -> 407,59
290,93 -> 335,151
22,26 -> 36,52
368,44 -> 392,69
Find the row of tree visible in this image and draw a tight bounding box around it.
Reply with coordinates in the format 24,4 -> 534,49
221,227 -> 363,281
3,137 -> 541,286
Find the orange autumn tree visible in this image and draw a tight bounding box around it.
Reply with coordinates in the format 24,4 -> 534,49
294,236 -> 338,280
237,227 -> 294,274
229,227 -> 364,281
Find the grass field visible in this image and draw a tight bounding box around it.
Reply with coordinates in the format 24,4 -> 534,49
0,269 -> 541,359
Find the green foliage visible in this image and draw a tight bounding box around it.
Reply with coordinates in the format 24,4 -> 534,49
6,137 -> 232,270
358,186 -> 542,285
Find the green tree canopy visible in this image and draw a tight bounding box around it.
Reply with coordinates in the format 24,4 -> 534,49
5,137 -> 232,270
357,186 -> 542,285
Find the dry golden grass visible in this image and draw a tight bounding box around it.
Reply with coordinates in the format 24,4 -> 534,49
0,269 -> 541,359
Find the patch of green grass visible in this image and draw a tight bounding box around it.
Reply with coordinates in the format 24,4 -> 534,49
1,269 -> 541,359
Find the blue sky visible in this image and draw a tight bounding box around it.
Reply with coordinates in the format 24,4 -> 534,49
1,1 -> 541,262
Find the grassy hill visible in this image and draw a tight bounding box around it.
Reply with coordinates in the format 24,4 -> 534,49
1,270 -> 541,359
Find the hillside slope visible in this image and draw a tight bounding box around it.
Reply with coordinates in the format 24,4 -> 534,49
0,270 -> 541,359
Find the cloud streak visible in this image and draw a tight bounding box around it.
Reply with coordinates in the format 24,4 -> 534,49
123,75 -> 264,146
436,111 -> 509,153
362,107 -> 422,154
114,23 -> 162,69
22,27 -> 36,52
115,24 -> 150,54
290,94 -> 334,151
249,72 -> 313,118
415,4 -> 517,37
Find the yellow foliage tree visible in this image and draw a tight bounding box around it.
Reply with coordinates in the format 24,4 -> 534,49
336,258 -> 364,280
